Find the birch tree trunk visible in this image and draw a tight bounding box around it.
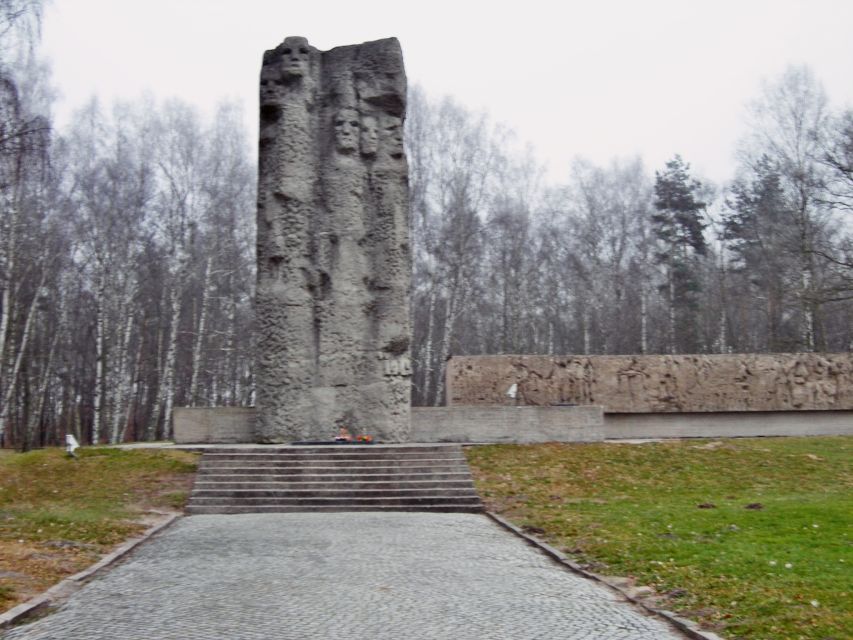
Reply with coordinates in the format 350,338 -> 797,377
91,270 -> 107,444
123,330 -> 143,441
433,280 -> 464,407
639,284 -> 648,354
189,256 -> 212,406
161,285 -> 182,440
0,201 -> 16,380
109,307 -> 135,444
224,284 -> 237,406
145,286 -> 169,441
418,289 -> 436,405
25,317 -> 57,450
0,268 -> 46,443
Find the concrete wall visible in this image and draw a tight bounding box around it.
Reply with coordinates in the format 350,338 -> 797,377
447,353 -> 853,413
172,406 -> 604,444
604,411 -> 853,440
172,406 -> 852,444
172,408 -> 255,444
410,406 -> 604,443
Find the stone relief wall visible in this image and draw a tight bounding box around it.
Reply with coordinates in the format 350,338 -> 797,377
255,37 -> 411,442
447,354 -> 853,412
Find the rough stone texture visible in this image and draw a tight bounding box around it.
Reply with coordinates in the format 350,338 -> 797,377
447,353 -> 853,412
4,513 -> 685,640
255,37 -> 411,443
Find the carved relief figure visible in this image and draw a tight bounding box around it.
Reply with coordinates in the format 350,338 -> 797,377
448,353 -> 853,413
280,37 -> 311,80
379,115 -> 405,160
360,115 -> 379,156
334,107 -> 360,153
617,357 -> 647,402
255,37 -> 411,443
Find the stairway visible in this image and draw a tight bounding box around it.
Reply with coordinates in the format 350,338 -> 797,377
186,445 -> 484,514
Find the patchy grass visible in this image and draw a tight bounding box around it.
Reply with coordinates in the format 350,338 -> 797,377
0,447 -> 198,611
466,437 -> 852,640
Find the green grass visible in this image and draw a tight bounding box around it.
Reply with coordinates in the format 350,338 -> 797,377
466,437 -> 852,640
0,446 -> 198,611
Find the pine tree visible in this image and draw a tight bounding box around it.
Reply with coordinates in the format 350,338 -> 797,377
652,155 -> 707,353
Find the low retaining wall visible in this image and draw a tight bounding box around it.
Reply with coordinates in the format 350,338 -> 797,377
172,406 -> 604,444
410,406 -> 604,443
172,407 -> 256,444
604,411 -> 853,440
172,406 -> 852,444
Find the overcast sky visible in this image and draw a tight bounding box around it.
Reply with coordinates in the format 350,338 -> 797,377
41,0 -> 853,185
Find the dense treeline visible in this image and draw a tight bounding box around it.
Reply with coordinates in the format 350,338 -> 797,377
408,74 -> 853,405
1,1 -> 851,445
1,2 -> 255,447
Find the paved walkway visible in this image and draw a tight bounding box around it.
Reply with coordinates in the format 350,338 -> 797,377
4,514 -> 686,639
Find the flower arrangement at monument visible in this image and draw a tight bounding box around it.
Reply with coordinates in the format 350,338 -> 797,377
333,426 -> 373,443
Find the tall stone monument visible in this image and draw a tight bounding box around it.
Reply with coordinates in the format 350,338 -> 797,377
255,37 -> 411,443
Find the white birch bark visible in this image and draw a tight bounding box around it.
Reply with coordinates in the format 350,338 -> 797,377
124,333 -> 144,440
639,284 -> 648,355
109,305 -> 135,444
0,202 -> 15,380
0,268 -> 46,442
91,270 -> 107,444
188,256 -> 213,406
433,279 -> 466,407
225,287 -> 236,405
161,285 -> 182,440
419,289 -> 436,405
26,316 -> 57,448
145,286 -> 169,440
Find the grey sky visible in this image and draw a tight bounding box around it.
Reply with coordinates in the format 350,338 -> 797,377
41,0 -> 853,185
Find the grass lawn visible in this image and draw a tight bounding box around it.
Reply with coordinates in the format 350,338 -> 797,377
0,447 -> 198,613
466,436 -> 852,640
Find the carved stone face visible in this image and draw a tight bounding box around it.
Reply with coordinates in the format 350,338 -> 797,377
334,108 -> 360,152
381,117 -> 404,158
360,116 -> 378,156
259,65 -> 282,106
280,37 -> 311,79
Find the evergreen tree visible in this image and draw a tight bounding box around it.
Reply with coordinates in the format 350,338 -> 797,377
652,155 -> 707,353
724,156 -> 796,350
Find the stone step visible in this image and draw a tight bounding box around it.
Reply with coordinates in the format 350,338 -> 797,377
191,488 -> 480,498
188,495 -> 483,506
193,480 -> 476,491
197,458 -> 467,469
187,445 -> 482,514
199,446 -> 462,454
200,451 -> 466,461
186,504 -> 485,515
196,465 -> 469,476
191,468 -> 471,482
